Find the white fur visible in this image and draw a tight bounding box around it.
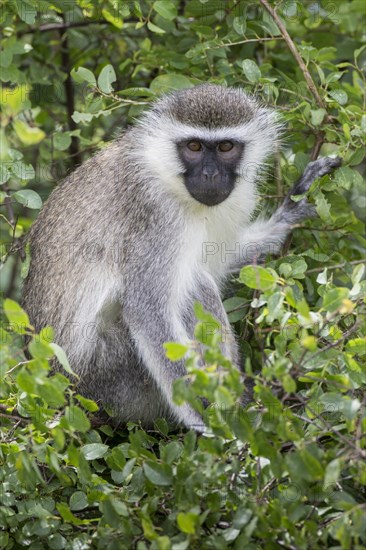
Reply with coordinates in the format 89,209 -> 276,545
68,267 -> 117,368
137,108 -> 279,286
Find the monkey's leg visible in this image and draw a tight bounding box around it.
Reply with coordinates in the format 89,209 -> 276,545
186,273 -> 240,365
231,157 -> 342,268
78,350 -> 171,426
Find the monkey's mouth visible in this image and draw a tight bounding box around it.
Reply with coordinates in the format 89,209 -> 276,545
187,187 -> 233,207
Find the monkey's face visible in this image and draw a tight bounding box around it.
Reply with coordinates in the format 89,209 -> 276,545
176,139 -> 244,206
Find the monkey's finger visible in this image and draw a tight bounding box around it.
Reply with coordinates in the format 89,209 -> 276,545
291,156 -> 342,195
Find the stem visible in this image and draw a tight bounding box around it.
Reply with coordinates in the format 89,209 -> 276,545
59,18 -> 82,167
306,259 -> 366,274
18,19 -> 136,35
258,0 -> 327,112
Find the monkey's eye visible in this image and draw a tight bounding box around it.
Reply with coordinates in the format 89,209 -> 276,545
218,141 -> 234,152
187,141 -> 202,152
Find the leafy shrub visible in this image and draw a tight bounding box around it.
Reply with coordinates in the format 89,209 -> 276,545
1,1 -> 365,548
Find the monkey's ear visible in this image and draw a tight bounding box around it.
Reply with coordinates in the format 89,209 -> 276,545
257,107 -> 284,141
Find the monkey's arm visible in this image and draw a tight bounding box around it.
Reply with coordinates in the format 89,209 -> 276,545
123,280 -> 207,432
232,157 -> 341,268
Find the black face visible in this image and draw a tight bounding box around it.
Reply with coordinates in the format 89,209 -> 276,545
176,139 -> 244,206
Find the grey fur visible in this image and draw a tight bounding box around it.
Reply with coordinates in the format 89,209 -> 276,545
21,84 -> 341,431
151,84 -> 256,128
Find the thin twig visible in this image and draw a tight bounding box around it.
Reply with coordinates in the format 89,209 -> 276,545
210,36 -> 284,49
258,0 -> 327,112
17,19 -> 138,35
59,16 -> 82,167
311,130 -> 325,160
306,259 -> 366,274
311,322 -> 361,358
4,188 -> 15,227
0,404 -> 30,426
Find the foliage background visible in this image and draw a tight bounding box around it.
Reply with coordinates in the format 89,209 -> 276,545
0,1 -> 365,548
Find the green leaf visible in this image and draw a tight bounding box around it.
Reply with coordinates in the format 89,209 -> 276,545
163,441 -> 183,464
346,338 -> 366,356
102,8 -> 124,29
329,89 -> 348,105
153,1 -> 177,20
177,512 -> 199,534
0,84 -> 31,114
13,119 -> 46,145
266,291 -> 284,321
164,342 -> 188,360
48,533 -> 67,549
12,189 -> 42,209
15,0 -> 36,23
322,287 -> 349,312
0,49 -> 12,68
65,406 -> 90,433
147,21 -> 166,34
315,190 -> 332,221
283,374 -> 296,393
150,74 -> 193,94
11,160 -> 35,180
29,337 -> 54,359
239,266 -> 277,291
56,502 -> 89,525
53,133 -> 72,151
242,59 -> 261,83
76,394 -> 99,412
50,343 -> 75,374
106,446 -> 126,471
98,65 -> 117,94
81,443 -> 109,460
334,166 -> 356,190
230,411 -> 253,442
71,67 -> 96,86
233,16 -> 246,35
316,267 -> 328,284
143,461 -> 173,486
3,299 -> 30,330
71,111 -> 95,124
0,164 -> 11,184
324,459 -> 341,489
311,108 -> 326,126
69,491 -> 88,511
351,263 -> 365,285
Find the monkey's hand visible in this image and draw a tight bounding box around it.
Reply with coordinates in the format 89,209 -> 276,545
228,156 -> 342,270
278,156 -> 342,224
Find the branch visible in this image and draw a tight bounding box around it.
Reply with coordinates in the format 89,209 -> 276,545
59,17 -> 82,167
258,0 -> 327,112
310,130 -> 326,160
4,188 -> 15,227
0,404 -> 29,426
306,259 -> 366,274
18,20 -> 110,36
211,36 -> 284,49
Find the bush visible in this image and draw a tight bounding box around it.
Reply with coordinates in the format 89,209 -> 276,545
1,1 -> 365,548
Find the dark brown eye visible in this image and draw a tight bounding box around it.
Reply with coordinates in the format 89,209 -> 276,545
218,141 -> 234,152
187,141 -> 202,152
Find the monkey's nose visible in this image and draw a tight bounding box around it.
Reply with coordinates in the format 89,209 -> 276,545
202,167 -> 220,183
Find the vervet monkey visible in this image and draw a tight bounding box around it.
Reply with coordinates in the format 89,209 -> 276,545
22,84 -> 341,431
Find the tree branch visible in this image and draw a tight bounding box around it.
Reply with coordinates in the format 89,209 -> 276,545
18,20 -> 109,36
258,0 -> 327,112
59,18 -> 82,167
306,259 -> 366,274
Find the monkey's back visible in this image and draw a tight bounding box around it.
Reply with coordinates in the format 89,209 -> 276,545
22,135 -> 168,348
